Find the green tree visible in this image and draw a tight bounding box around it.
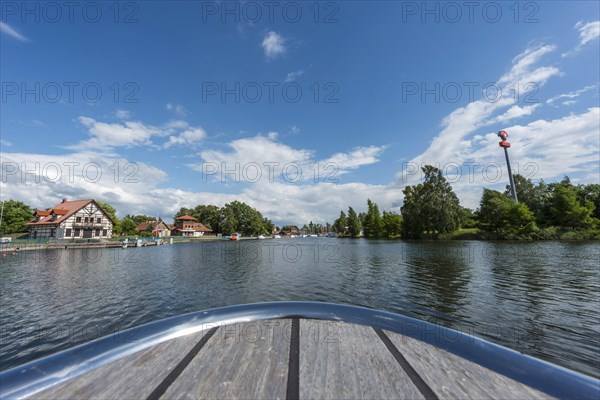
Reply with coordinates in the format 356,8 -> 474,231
504,175 -> 550,223
576,184 -> 600,221
549,184 -> 595,229
381,211 -> 403,239
220,201 -> 272,235
459,207 -> 477,229
401,165 -> 462,238
363,199 -> 383,238
0,200 -> 33,234
119,218 -> 138,236
332,211 -> 347,235
97,201 -> 118,222
478,189 -> 535,235
192,205 -> 221,232
347,207 -> 362,237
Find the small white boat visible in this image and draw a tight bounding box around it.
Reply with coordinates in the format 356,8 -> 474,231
257,235 -> 266,240
272,235 -> 281,239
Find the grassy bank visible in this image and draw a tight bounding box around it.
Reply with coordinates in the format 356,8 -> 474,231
440,227 -> 600,240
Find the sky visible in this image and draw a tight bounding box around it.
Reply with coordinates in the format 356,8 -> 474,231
1,1 -> 599,225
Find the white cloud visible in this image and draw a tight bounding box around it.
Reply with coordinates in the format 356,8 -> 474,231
562,21 -> 600,57
0,22 -> 29,42
576,21 -> 600,47
164,128 -> 207,148
546,85 -> 596,105
397,44 -> 560,184
69,117 -> 167,150
262,31 -> 286,59
321,146 -> 387,171
166,103 -> 187,116
489,104 -> 541,124
285,70 -> 304,82
115,109 -> 131,119
1,139 -> 13,147
192,135 -> 387,184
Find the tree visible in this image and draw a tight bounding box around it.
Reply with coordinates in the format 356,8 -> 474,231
576,184 -> 600,221
97,201 -> 118,222
347,207 -> 362,237
401,165 -> 462,238
119,218 -> 138,236
0,200 -> 33,234
192,205 -> 221,232
381,211 -> 402,238
549,184 -> 595,229
332,211 -> 347,235
363,199 -> 383,238
459,207 -> 477,229
504,175 -> 550,223
220,201 -> 272,235
478,189 -> 535,235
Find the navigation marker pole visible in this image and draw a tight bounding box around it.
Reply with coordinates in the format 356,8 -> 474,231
498,130 -> 518,203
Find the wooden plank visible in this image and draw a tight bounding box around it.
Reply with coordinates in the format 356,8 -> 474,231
35,328 -> 213,399
299,320 -> 425,400
161,320 -> 291,399
384,330 -> 555,399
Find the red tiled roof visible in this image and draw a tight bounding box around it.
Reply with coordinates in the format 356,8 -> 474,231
27,199 -> 114,226
35,210 -> 51,216
175,215 -> 197,220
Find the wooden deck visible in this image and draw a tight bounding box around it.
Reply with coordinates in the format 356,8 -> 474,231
32,319 -> 553,399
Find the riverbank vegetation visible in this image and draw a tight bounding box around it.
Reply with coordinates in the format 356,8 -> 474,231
174,201 -> 274,236
332,165 -> 600,240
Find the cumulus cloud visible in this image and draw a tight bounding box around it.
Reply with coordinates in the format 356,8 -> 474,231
164,128 -> 207,148
190,134 -> 387,184
0,22 -> 29,42
67,117 -> 168,150
166,103 -> 187,116
262,31 -> 286,59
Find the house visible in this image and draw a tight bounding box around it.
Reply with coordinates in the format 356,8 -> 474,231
136,221 -> 171,237
171,215 -> 212,237
27,199 -> 115,239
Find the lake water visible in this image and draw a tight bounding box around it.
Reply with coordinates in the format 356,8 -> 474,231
1,239 -> 599,378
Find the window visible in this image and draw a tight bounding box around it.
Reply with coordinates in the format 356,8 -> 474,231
102,229 -> 108,236
84,217 -> 89,223
50,229 -> 55,237
76,216 -> 81,223
96,229 -> 101,236
97,217 -> 102,224
74,228 -> 81,236
65,229 -> 72,237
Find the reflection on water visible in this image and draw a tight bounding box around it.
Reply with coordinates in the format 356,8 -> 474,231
0,239 -> 598,377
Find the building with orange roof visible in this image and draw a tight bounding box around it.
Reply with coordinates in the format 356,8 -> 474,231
27,199 -> 116,239
171,215 -> 212,237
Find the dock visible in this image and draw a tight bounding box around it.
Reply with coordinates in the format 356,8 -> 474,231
1,302 -> 597,399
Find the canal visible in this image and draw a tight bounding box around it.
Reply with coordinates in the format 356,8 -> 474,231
1,239 -> 598,378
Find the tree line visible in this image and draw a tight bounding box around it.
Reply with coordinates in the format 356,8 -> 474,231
331,165 -> 600,240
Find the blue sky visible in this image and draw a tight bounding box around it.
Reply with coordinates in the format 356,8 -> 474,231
1,1 -> 599,224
